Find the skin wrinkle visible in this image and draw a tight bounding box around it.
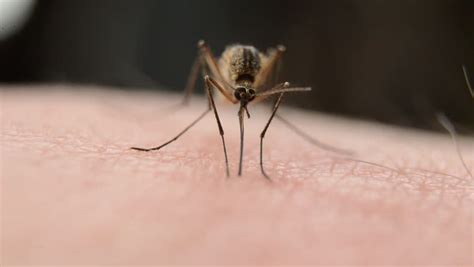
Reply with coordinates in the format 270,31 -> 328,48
1,86 -> 473,264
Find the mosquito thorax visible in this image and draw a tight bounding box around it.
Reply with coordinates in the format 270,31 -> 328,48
220,44 -> 262,86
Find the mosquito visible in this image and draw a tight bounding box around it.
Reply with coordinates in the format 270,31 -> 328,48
131,40 -> 349,179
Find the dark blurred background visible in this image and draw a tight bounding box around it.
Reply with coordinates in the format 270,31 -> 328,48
0,0 -> 473,130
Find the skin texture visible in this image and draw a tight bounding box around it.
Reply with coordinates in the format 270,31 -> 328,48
1,85 -> 473,265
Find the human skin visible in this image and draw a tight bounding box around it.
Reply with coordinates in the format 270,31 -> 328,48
1,85 -> 473,265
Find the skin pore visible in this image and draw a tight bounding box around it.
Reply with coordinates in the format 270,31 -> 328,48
1,85 -> 473,265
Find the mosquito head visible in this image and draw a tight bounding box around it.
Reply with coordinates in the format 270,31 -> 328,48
234,86 -> 256,104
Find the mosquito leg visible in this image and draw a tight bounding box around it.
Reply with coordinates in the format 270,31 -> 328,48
272,47 -> 284,85
182,40 -> 228,105
270,45 -> 286,86
198,40 -> 228,84
130,108 -> 211,151
259,92 -> 285,179
275,114 -> 353,155
437,113 -> 473,179
255,45 -> 286,89
181,55 -> 202,105
204,75 -> 230,177
131,76 -> 231,177
462,65 -> 473,98
254,83 -> 311,103
207,76 -> 238,104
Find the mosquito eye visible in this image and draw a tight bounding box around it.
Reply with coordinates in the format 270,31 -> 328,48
248,89 -> 256,95
234,87 -> 246,100
234,90 -> 242,100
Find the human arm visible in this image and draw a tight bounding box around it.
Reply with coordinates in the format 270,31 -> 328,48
2,86 -> 473,265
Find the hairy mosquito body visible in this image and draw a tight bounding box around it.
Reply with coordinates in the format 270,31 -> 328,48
131,40 -> 347,179
220,45 -> 261,86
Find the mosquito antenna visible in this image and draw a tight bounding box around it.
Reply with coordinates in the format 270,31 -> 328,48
436,113 -> 473,179
462,65 -> 473,98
